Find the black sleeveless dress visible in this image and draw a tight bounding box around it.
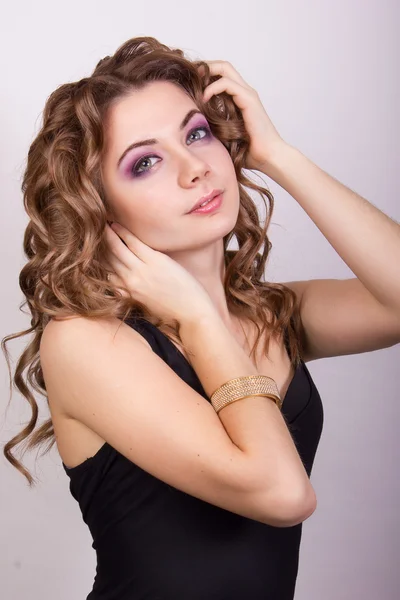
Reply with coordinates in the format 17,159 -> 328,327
62,314 -> 324,600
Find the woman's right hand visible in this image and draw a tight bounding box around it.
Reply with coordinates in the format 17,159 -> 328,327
103,222 -> 217,324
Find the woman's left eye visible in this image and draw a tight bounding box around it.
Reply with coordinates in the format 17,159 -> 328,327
187,125 -> 210,143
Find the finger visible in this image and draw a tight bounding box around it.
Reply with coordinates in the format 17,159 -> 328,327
103,254 -> 119,279
103,263 -> 131,299
203,76 -> 255,110
108,222 -> 158,264
108,277 -> 131,300
102,254 -> 119,284
197,60 -> 251,89
105,223 -> 144,270
104,241 -> 126,270
104,226 -> 150,294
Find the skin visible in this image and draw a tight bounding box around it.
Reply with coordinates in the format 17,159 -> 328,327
101,80 -> 241,329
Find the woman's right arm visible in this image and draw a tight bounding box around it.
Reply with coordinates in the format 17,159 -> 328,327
179,312 -> 316,523
40,311 -> 316,528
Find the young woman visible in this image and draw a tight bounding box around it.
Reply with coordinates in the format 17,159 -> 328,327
3,36 -> 399,600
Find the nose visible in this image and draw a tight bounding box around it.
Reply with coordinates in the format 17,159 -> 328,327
176,147 -> 211,187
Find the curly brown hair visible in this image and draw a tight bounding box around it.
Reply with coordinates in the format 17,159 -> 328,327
1,36 -> 304,486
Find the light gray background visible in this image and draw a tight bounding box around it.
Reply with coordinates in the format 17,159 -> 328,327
1,1 -> 399,598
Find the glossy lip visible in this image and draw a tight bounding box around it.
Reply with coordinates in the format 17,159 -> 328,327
189,193 -> 223,215
187,189 -> 224,214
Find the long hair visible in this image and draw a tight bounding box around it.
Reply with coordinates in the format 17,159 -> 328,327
1,36 -> 304,486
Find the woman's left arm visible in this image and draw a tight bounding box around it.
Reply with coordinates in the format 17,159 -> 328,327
200,59 -> 400,360
265,143 -> 400,316
264,144 -> 400,361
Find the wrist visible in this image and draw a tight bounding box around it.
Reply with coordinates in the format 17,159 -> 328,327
178,307 -> 221,332
259,142 -> 299,180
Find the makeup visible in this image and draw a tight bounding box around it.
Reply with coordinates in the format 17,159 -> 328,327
187,192 -> 223,215
119,118 -> 213,179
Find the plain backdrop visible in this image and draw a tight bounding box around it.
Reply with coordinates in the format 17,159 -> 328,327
1,1 -> 399,599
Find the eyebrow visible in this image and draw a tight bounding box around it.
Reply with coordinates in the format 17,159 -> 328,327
117,108 -> 203,168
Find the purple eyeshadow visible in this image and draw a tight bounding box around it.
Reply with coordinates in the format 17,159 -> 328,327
121,118 -> 213,179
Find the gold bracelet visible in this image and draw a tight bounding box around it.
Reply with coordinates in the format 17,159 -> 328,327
210,374 -> 282,414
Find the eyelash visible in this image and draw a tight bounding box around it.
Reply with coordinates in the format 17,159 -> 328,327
131,125 -> 212,177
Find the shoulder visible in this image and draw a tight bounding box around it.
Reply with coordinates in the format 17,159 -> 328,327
40,315 -> 152,360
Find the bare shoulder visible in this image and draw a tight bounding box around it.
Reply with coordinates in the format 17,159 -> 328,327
41,314 -> 152,355
40,313 -> 153,416
40,315 -> 154,469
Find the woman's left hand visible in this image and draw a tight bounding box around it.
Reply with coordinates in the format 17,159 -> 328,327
198,60 -> 288,174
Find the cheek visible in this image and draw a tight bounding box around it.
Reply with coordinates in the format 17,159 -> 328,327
217,144 -> 236,176
134,190 -> 170,225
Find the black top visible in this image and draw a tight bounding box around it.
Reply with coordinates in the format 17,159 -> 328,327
62,314 -> 324,600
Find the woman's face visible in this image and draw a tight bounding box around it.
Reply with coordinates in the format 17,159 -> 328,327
101,80 -> 240,252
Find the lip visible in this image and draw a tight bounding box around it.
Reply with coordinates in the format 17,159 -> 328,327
187,192 -> 223,215
187,189 -> 224,214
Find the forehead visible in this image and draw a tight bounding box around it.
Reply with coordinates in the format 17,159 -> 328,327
105,81 -> 197,143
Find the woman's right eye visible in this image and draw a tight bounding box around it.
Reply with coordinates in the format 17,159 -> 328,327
132,155 -> 160,177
